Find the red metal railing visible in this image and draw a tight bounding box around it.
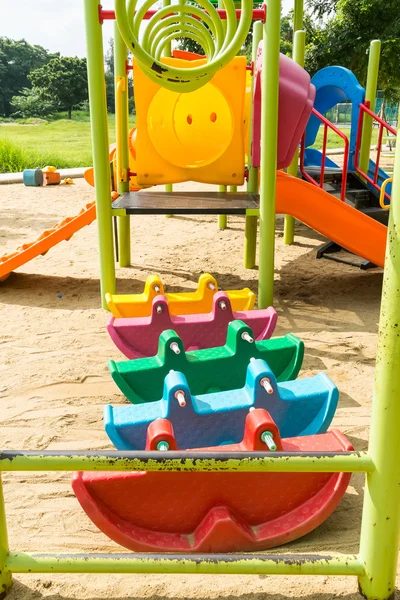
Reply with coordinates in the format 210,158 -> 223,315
354,102 -> 396,203
300,108 -> 349,202
99,6 -> 266,23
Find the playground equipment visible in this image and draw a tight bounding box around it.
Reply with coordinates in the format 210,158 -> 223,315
106,273 -> 255,317
73,409 -> 353,553
134,54 -> 248,185
2,1 -> 400,599
299,44 -> 397,266
83,0 -> 319,310
276,171 -> 387,267
0,201 -> 97,282
109,322 -> 304,403
105,357 -> 338,450
89,26 -> 395,310
107,290 -> 277,358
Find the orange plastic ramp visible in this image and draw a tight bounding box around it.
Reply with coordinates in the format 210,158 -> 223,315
276,171 -> 387,268
0,202 -> 96,281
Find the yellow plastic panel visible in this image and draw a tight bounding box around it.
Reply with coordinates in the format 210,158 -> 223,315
134,56 -> 247,186
106,273 -> 255,317
148,84 -> 233,169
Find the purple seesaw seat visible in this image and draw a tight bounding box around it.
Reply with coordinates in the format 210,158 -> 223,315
107,291 -> 277,359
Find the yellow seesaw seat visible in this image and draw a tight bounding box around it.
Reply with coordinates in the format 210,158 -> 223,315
133,55 -> 247,187
106,273 -> 255,317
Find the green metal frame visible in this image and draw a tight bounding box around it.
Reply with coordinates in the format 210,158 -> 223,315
243,20 -> 262,269
257,0 -> 280,307
85,0 -> 116,309
114,23 -> 131,267
0,427 -> 399,597
162,0 -> 174,210
359,40 -> 381,177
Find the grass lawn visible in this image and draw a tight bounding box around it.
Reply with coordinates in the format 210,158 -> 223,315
0,113 -> 136,172
0,114 -> 379,173
313,125 -> 379,149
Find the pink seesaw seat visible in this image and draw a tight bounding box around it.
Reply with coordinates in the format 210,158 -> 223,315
107,291 -> 278,359
252,46 -> 316,169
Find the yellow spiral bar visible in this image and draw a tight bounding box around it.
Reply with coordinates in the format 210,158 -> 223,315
114,0 -> 253,92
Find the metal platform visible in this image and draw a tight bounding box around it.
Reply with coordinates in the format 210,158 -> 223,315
112,191 -> 259,215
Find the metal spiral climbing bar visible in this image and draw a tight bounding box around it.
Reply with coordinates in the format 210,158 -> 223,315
114,0 -> 253,92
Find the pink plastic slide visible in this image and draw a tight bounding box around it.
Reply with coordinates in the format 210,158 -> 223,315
252,47 -> 316,169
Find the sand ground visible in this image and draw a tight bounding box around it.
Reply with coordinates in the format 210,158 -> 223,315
0,177 -> 398,599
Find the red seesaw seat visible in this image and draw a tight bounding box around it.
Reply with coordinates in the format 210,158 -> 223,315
72,409 -> 352,553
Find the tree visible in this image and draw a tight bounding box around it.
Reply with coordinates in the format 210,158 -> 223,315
176,10 -> 319,64
305,0 -> 400,100
0,37 -> 55,116
29,56 -> 88,119
10,88 -> 56,118
105,38 -> 115,113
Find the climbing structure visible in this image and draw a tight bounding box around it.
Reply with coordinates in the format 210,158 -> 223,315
85,0 -> 317,309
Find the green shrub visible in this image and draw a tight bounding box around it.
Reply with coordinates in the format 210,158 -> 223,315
0,138 -> 67,173
0,138 -> 33,172
11,88 -> 56,119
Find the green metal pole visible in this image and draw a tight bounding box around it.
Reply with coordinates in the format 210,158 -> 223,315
218,185 -> 228,229
84,0 -> 116,309
216,0 -> 235,231
358,124 -> 400,600
293,0 -> 304,32
0,475 -> 12,596
218,214 -> 228,229
0,450 -> 374,473
163,0 -> 174,213
6,551 -> 364,576
359,40 -> 381,177
283,29 -> 306,245
258,0 -> 281,308
114,23 -> 131,267
244,20 -> 263,269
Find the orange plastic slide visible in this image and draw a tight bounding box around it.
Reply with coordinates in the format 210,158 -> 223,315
0,202 -> 96,281
276,171 -> 387,268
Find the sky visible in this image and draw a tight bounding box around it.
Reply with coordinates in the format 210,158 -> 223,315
1,0 -> 293,58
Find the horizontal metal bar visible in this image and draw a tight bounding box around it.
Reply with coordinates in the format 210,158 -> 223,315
99,8 -> 266,21
111,208 -> 127,216
359,102 -> 397,136
0,450 -> 374,473
6,552 -> 365,576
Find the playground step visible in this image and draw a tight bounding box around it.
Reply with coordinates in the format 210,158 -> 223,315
359,206 -> 390,226
307,170 -> 383,211
112,191 -> 259,214
302,166 -> 343,178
